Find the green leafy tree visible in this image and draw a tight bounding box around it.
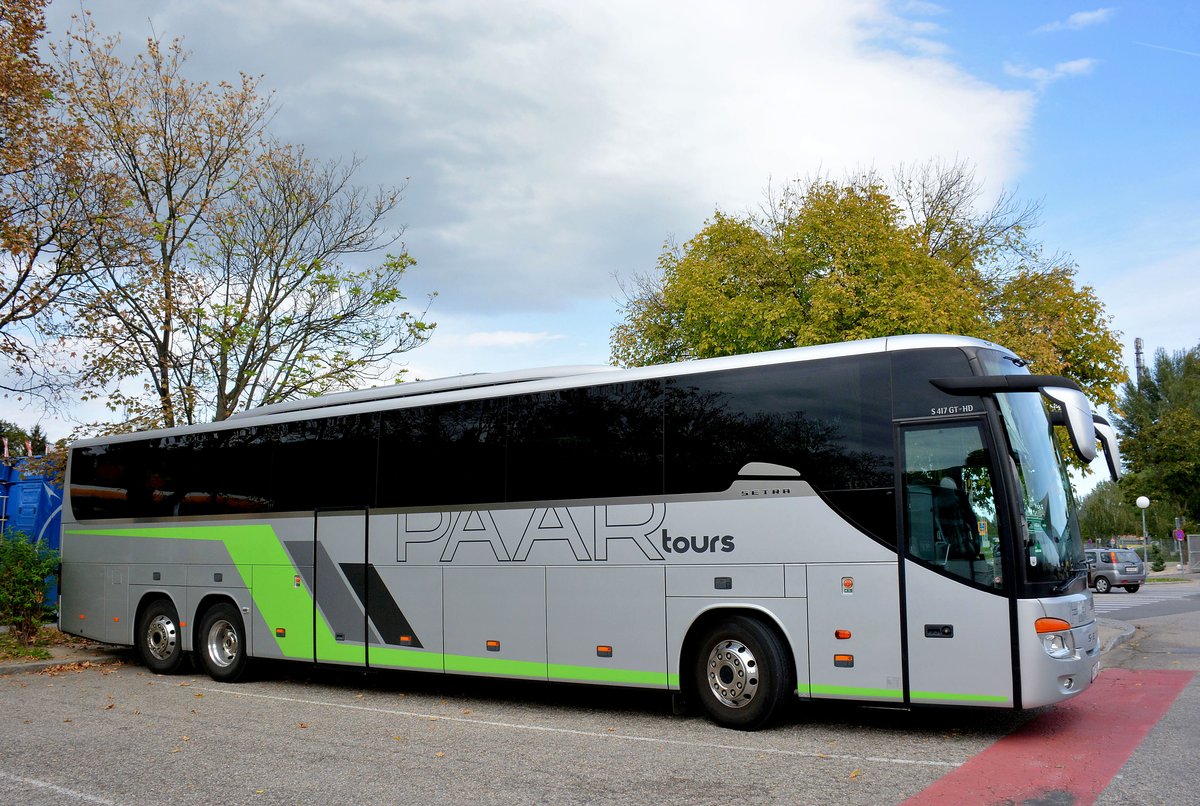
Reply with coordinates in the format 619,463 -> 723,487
1077,479 -> 1173,545
1114,344 -> 1200,526
612,162 -> 1124,412
0,532 -> 57,644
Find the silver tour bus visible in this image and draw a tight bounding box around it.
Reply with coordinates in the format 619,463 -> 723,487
60,335 -> 1120,730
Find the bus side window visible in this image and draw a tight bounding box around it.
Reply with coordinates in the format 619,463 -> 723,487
901,423 -> 1002,590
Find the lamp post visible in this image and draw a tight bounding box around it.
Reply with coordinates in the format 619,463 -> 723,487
1137,496 -> 1151,565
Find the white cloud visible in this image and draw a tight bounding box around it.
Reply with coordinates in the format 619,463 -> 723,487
447,331 -> 566,350
1034,8 -> 1116,34
49,0 -> 1031,312
1005,58 -> 1099,89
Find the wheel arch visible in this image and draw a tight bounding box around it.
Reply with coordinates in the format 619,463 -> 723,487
191,593 -> 245,655
677,604 -> 797,696
132,591 -> 181,647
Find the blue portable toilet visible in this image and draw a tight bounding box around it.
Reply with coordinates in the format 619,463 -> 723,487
0,457 -> 64,604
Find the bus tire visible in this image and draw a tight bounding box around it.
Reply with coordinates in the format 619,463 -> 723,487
1094,576 -> 1111,594
691,616 -> 791,730
136,599 -> 185,674
197,602 -> 249,683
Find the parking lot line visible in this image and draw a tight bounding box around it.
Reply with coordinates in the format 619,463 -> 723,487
197,685 -> 961,768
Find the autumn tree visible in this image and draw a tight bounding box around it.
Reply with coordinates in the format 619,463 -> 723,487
1113,344 -> 1200,527
0,0 -> 103,397
612,161 -> 1124,410
44,17 -> 431,428
194,143 -> 432,421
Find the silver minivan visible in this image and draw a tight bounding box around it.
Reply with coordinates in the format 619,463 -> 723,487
1085,548 -> 1146,593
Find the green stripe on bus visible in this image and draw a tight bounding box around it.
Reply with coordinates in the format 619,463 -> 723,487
807,683 -> 1008,704
807,684 -> 903,699
548,663 -> 670,687
371,648 -> 671,687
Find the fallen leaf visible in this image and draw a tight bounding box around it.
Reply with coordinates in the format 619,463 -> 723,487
297,722 -> 310,729
849,769 -> 861,780
435,752 -> 445,758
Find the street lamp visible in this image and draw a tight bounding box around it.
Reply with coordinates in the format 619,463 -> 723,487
1137,496 -> 1151,565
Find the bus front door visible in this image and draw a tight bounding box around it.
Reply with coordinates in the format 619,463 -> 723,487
899,422 -> 1015,707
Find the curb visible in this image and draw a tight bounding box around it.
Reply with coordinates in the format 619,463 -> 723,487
1097,617 -> 1136,655
0,646 -> 126,677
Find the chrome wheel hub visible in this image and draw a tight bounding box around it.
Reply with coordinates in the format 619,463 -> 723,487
146,614 -> 178,661
206,619 -> 239,669
705,639 -> 759,708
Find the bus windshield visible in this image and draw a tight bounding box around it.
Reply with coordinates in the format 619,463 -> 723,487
994,387 -> 1085,588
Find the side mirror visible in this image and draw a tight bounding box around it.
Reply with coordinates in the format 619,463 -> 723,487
1093,415 -> 1123,482
1040,385 -> 1097,463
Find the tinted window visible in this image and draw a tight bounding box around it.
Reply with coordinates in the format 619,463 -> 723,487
377,400 -> 506,508
270,413 -> 378,511
891,348 -> 981,420
161,428 -> 275,516
665,356 -> 895,543
902,422 -> 1003,590
70,428 -> 278,519
507,381 -> 662,502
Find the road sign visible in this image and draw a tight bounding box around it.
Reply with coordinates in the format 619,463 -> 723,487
1174,528 -> 1185,541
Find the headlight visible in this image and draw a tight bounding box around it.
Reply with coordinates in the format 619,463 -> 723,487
1040,632 -> 1072,659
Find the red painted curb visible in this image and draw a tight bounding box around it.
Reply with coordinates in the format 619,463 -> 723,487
905,668 -> 1195,805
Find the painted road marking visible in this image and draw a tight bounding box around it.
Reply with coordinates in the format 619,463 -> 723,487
1092,585 -> 1198,613
197,685 -> 961,768
903,668 -> 1195,804
0,770 -> 117,805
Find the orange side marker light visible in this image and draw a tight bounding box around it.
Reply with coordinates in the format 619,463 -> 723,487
1035,617 -> 1071,634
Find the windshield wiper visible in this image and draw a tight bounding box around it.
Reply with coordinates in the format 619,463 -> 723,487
1051,569 -> 1087,595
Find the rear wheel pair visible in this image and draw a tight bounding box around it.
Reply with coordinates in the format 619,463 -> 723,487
691,616 -> 792,730
135,599 -> 249,682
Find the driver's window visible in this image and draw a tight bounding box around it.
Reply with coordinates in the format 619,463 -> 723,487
902,423 -> 1003,590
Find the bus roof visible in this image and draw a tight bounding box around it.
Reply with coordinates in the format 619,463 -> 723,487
73,334 -> 1012,447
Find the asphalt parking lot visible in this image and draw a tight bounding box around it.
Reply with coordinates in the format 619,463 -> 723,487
2,653 -> 1029,806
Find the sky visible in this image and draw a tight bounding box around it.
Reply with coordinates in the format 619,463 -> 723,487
13,1 -> 1200,466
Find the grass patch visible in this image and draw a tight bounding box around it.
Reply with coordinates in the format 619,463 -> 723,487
1146,577 -> 1189,584
0,625 -> 99,662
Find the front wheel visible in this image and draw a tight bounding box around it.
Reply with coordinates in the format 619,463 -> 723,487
691,616 -> 791,730
136,599 -> 185,674
1124,584 -> 1141,593
1094,576 -> 1111,594
197,603 -> 249,682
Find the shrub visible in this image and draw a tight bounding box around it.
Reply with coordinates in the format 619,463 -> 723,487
0,533 -> 59,645
1149,542 -> 1166,572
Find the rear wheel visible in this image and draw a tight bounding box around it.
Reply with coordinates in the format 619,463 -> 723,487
1094,576 -> 1111,594
1124,584 -> 1141,593
197,603 -> 249,682
136,599 -> 185,674
691,616 -> 791,730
